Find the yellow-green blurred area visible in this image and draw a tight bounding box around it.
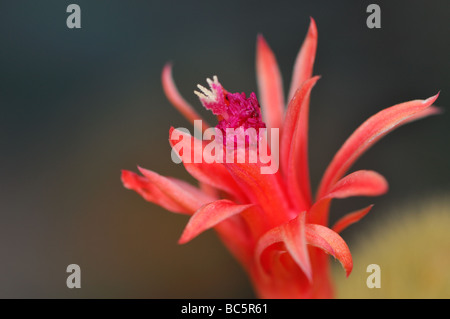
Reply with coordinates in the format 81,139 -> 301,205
0,1 -> 449,298
334,196 -> 450,298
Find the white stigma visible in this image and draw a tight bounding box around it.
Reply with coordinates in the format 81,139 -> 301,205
194,76 -> 220,103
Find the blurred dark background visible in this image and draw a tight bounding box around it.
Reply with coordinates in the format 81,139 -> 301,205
0,0 -> 448,298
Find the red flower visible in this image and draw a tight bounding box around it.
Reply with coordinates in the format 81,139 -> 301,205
121,18 -> 440,298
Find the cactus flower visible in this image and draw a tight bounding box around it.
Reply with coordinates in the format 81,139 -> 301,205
121,18 -> 440,298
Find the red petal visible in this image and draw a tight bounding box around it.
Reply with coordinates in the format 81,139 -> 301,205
324,170 -> 388,199
317,93 -> 440,198
306,224 -> 353,277
135,166 -> 216,214
282,76 -> 320,211
225,161 -> 293,228
214,215 -> 254,269
122,169 -> 191,214
332,205 -> 373,234
308,170 -> 386,225
169,127 -> 248,202
254,226 -> 284,275
287,17 -> 318,101
255,212 -> 312,282
281,77 -> 319,173
280,212 -> 312,281
178,200 -> 254,244
306,197 -> 331,226
162,63 -> 209,131
256,35 -> 285,131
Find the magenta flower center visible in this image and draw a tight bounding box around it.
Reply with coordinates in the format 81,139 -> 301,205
195,76 -> 266,145
217,92 -> 266,133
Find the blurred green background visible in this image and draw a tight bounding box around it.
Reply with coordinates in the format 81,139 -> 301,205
0,0 -> 449,298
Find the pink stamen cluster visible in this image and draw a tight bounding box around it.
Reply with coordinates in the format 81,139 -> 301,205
195,77 -> 266,146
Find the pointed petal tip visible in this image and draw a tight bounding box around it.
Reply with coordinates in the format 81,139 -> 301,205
256,34 -> 270,51
137,166 -> 162,181
121,168 -> 136,178
423,92 -> 440,105
137,165 -> 151,176
312,74 -> 321,82
289,75 -> 321,100
306,224 -> 353,278
161,63 -> 210,131
304,266 -> 313,283
121,169 -> 135,188
332,204 -> 374,234
162,62 -> 174,78
256,31 -> 285,130
163,61 -> 173,69
287,23 -> 318,101
178,236 -> 188,245
323,170 -> 389,200
308,17 -> 318,37
179,201 -> 254,245
345,263 -> 353,278
178,227 -> 200,245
